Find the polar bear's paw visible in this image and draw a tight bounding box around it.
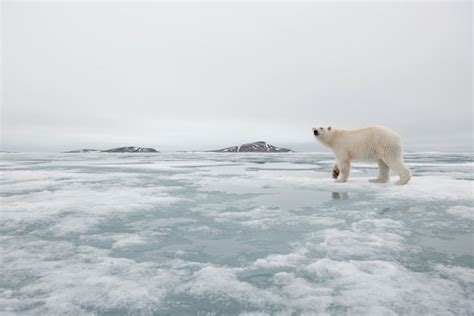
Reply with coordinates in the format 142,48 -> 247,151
369,178 -> 389,183
394,179 -> 409,185
335,179 -> 347,183
332,163 -> 340,179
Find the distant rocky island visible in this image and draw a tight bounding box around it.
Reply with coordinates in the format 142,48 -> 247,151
65,143 -> 291,153
65,146 -> 159,153
102,146 -> 159,153
209,141 -> 292,153
65,149 -> 101,153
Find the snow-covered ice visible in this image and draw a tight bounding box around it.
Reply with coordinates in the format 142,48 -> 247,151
1,152 -> 473,315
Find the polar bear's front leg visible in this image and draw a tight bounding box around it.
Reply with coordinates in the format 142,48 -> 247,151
332,163 -> 340,179
336,161 -> 351,183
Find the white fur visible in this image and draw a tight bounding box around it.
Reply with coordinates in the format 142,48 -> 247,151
313,126 -> 411,185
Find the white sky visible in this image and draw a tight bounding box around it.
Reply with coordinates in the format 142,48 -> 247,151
1,1 -> 472,152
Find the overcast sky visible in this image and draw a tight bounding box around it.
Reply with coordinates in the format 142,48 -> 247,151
1,1 -> 472,152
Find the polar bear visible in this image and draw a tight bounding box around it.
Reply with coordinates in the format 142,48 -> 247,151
313,126 -> 411,185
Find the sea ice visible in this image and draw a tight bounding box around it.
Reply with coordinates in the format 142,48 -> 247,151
0,152 -> 472,314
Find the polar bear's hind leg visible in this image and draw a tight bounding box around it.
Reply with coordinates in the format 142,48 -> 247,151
385,158 -> 411,185
369,160 -> 390,183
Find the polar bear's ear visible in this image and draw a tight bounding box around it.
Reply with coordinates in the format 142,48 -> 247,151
328,126 -> 332,131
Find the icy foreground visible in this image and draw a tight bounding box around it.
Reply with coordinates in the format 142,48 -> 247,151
1,152 -> 473,315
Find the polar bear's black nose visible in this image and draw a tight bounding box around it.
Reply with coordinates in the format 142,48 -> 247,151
313,129 -> 319,136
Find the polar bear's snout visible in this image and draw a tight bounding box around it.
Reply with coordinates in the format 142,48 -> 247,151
313,127 -> 324,136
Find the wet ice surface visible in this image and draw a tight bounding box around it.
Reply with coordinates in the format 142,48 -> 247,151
1,152 -> 473,315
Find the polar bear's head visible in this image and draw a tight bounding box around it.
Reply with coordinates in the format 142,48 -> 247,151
312,126 -> 333,146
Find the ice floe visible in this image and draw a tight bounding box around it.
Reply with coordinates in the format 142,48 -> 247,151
1,152 -> 472,314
